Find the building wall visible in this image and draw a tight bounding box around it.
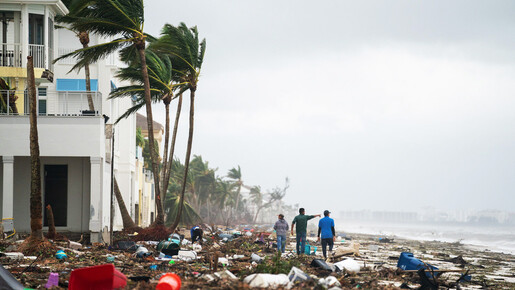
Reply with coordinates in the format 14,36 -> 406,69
11,156 -> 90,232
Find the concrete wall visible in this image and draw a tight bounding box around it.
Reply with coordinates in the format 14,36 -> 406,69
11,156 -> 90,232
0,116 -> 104,157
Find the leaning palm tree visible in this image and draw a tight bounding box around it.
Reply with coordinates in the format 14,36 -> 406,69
227,166 -> 243,223
153,23 -> 206,232
54,0 -> 165,225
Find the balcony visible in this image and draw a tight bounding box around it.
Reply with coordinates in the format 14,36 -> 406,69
0,90 -> 102,116
0,43 -> 47,68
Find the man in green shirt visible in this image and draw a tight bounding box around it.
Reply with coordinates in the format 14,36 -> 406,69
291,208 -> 321,254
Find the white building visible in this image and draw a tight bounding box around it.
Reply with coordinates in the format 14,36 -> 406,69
0,0 -> 140,243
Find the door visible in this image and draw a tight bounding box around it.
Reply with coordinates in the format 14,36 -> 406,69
44,165 -> 68,226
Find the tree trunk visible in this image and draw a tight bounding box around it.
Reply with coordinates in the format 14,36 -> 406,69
160,99 -> 170,211
253,206 -> 264,224
137,45 -> 164,225
79,31 -> 95,111
162,94 -> 183,207
232,182 -> 242,223
114,177 -> 137,230
170,89 -> 195,232
28,56 -> 43,241
46,205 -> 56,240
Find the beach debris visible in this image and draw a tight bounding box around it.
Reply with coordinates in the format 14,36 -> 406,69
214,269 -> 238,280
114,240 -> 138,251
68,241 -> 82,250
331,242 -> 360,260
55,250 -> 67,260
157,240 -> 180,256
243,273 -> 290,288
311,259 -> 333,272
0,265 -> 24,289
251,253 -> 263,263
178,250 -> 197,261
288,266 -> 310,283
69,264 -> 127,289
1,252 -> 24,260
379,237 -> 394,243
318,275 -> 341,288
135,246 -> 151,258
156,273 -> 181,290
367,244 -> 379,251
397,252 -> 438,278
445,255 -> 468,266
45,272 -> 59,289
334,258 -> 360,274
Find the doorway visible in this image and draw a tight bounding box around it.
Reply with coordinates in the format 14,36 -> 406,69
44,165 -> 68,226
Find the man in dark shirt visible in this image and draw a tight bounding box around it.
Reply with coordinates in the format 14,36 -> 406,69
317,210 -> 335,259
291,208 -> 321,255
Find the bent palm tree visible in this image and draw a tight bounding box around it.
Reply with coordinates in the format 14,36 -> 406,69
55,0 -> 165,225
227,166 -> 243,223
154,23 -> 206,232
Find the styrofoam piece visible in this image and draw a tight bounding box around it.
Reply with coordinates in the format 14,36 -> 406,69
244,273 -> 289,288
334,258 -> 360,273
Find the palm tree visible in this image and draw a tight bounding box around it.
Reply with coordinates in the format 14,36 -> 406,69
227,166 -> 243,223
154,23 -> 206,232
56,0 -> 95,111
27,56 -> 43,241
55,0 -> 165,225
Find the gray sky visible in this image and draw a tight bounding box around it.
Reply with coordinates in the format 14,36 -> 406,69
144,0 -> 515,214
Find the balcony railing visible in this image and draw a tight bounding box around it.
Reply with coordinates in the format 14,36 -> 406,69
0,43 -> 46,68
0,90 -> 102,116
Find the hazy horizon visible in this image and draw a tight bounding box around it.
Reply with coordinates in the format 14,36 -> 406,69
142,0 -> 515,214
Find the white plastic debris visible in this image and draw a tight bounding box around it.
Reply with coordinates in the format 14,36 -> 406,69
288,266 -> 310,282
202,274 -> 216,282
245,231 -> 252,237
3,252 -> 24,260
218,257 -> 229,266
367,244 -> 379,251
318,276 -> 341,288
68,241 -> 82,250
244,273 -> 290,288
181,239 -> 190,246
192,244 -> 202,251
251,253 -> 262,263
178,250 -> 197,261
334,258 -> 360,273
232,254 -> 245,260
214,269 -> 238,280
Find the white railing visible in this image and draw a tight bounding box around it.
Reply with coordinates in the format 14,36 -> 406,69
0,90 -> 102,116
0,43 -> 22,67
57,48 -> 78,65
29,44 -> 45,68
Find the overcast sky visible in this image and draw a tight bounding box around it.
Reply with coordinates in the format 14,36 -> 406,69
144,0 -> 515,214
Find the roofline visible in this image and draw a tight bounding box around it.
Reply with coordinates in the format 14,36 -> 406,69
1,0 -> 69,15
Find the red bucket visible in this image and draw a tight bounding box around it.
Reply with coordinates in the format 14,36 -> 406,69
156,273 -> 181,290
69,264 -> 127,290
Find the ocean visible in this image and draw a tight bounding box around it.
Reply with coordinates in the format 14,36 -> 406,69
336,220 -> 515,255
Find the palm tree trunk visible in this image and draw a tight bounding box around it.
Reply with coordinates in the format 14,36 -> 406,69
170,89 -> 195,232
137,45 -> 164,225
162,94 -> 182,209
232,183 -> 242,222
45,205 -> 56,239
114,177 -> 137,230
160,99 -> 171,210
28,56 -> 43,241
79,31 -> 95,111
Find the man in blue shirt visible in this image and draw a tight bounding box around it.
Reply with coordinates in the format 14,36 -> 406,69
317,210 -> 335,260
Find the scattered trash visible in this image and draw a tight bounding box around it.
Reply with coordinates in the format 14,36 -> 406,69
178,250 -> 197,261
45,272 -> 59,289
149,265 -> 157,270
251,253 -> 263,263
156,273 -> 181,290
379,237 -> 394,243
115,240 -> 138,251
243,273 -> 290,288
69,264 -> 127,290
218,257 -> 229,266
214,269 -> 238,280
106,255 -> 115,262
367,245 -> 379,251
311,259 -> 333,272
334,258 -> 360,273
157,240 -> 180,256
55,250 -> 67,260
2,252 -> 24,260
318,275 -> 341,288
332,242 -> 360,258
305,243 -> 317,255
397,252 -> 438,278
68,241 -> 82,250
288,266 -> 310,282
135,246 -> 151,258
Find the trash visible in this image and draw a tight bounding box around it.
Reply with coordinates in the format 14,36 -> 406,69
149,265 -> 158,270
168,233 -> 181,244
68,241 -> 82,250
367,245 -> 379,251
251,253 -> 263,263
157,240 -> 180,256
219,233 -> 234,242
218,257 -> 229,266
128,276 -> 150,282
243,273 -> 290,288
397,252 -> 438,278
169,260 -> 175,265
245,231 -> 252,237
156,273 -> 181,290
56,250 -> 67,260
45,272 -> 59,289
136,246 -> 151,258
181,239 -> 190,246
178,250 -> 197,261
378,237 -> 394,243
2,252 -> 24,260
69,264 -> 127,290
106,255 -> 115,262
305,243 -> 317,255
115,240 -> 138,251
202,274 -> 216,282
288,266 -> 310,282
192,244 -> 202,251
333,242 -> 360,257
0,264 -> 24,289
311,259 -> 333,272
318,276 -> 341,288
232,254 -> 245,260
334,258 -> 360,273
214,269 -> 238,280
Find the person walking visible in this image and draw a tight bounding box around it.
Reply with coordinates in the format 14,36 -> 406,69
190,225 -> 203,245
291,208 -> 321,255
273,213 -> 289,253
317,210 -> 335,260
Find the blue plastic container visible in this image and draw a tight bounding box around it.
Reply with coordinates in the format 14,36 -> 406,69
397,252 -> 438,278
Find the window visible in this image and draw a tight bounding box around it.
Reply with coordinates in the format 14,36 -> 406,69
56,79 -> 98,91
